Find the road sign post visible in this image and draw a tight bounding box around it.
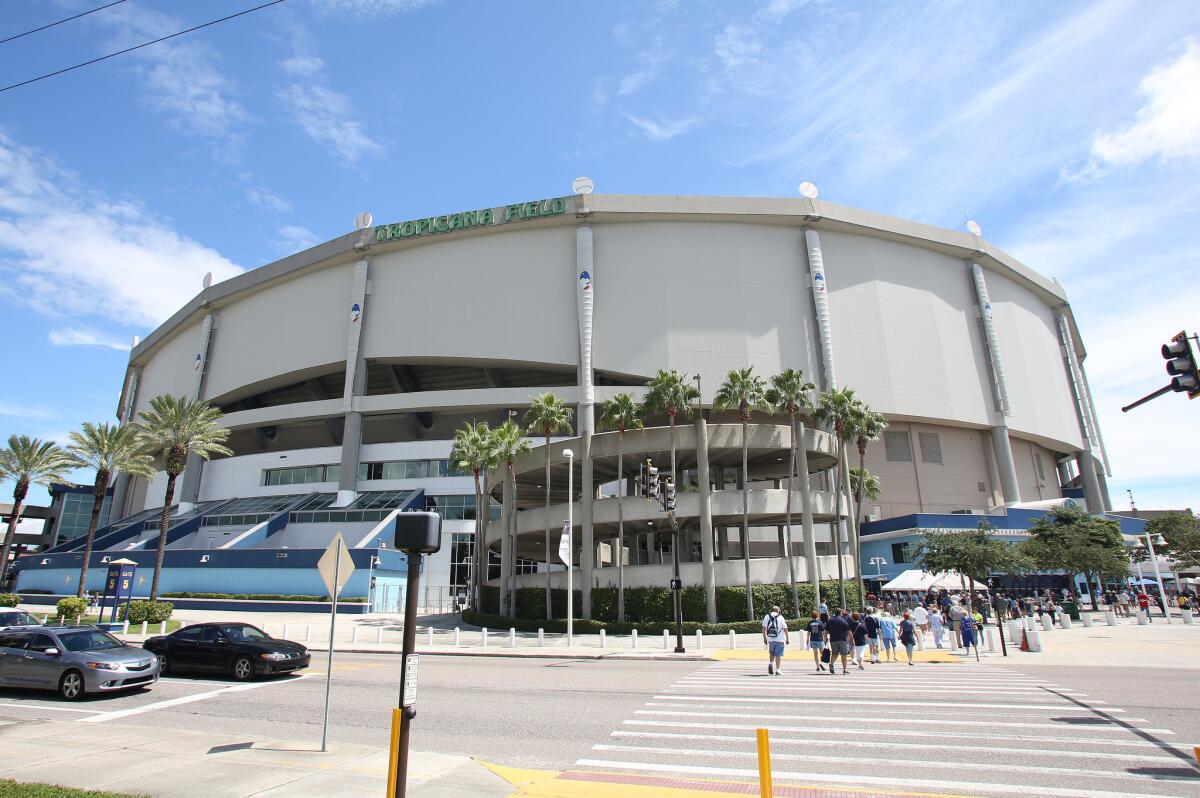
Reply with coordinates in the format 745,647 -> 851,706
317,533 -> 355,753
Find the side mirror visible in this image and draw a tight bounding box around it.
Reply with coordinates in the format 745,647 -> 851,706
43,647 -> 60,656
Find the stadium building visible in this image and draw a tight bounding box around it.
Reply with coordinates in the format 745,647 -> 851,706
16,188 -> 1134,617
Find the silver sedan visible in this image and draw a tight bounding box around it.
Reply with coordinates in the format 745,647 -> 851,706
0,626 -> 160,700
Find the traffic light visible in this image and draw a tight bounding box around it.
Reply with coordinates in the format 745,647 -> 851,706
1163,331 -> 1200,399
645,460 -> 659,499
661,476 -> 676,513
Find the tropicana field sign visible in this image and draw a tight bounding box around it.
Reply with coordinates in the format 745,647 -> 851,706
374,196 -> 570,243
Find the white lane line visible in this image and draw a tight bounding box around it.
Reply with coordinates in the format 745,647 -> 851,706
0,701 -> 101,714
78,674 -> 311,724
654,695 -> 1111,710
643,702 -> 1131,722
673,682 -> 1078,694
634,710 -> 1168,735
610,730 -> 1185,763
590,744 -> 1200,784
573,759 -> 1198,798
158,678 -> 239,687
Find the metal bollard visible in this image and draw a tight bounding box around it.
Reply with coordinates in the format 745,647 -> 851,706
428,627 -> 434,647
1081,613 -> 1093,628
377,626 -> 384,643
160,621 -> 166,635
482,627 -> 489,647
663,629 -> 670,649
1008,620 -> 1022,645
1024,628 -> 1043,652
1105,610 -> 1117,626
729,629 -> 737,650
695,629 -> 703,650
304,624 -> 311,641
509,627 -> 516,647
1060,613 -> 1073,630
985,627 -> 995,652
122,621 -> 129,634
600,629 -> 606,649
42,615 -> 48,624
141,621 -> 148,636
73,616 -> 80,626
756,728 -> 773,798
352,626 -> 359,643
1182,609 -> 1193,625
1137,610 -> 1148,625
454,627 -> 461,647
538,628 -> 545,647
283,623 -> 290,639
1040,614 -> 1053,631
632,629 -> 638,649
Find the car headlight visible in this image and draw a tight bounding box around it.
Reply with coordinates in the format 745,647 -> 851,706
85,661 -> 120,670
260,652 -> 288,660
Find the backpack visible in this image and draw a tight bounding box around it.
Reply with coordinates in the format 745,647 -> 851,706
766,613 -> 781,637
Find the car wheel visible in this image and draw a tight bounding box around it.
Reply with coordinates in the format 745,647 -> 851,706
232,656 -> 254,681
59,670 -> 85,701
156,654 -> 169,675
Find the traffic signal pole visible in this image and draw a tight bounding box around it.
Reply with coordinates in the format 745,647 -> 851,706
1121,384 -> 1174,413
392,553 -> 422,798
1125,330 -> 1200,412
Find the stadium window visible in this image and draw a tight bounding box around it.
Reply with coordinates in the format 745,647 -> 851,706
891,542 -> 914,564
884,431 -> 913,462
918,432 -> 943,465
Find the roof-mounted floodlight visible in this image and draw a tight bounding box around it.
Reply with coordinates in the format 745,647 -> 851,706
966,220 -> 982,237
798,181 -> 819,200
571,177 -> 594,195
354,211 -> 374,231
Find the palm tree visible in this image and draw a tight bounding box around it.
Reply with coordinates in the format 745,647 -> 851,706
643,369 -> 699,601
449,421 -> 499,611
849,405 -> 887,604
135,395 -> 232,601
0,436 -> 72,585
598,393 -> 644,623
813,387 -> 858,609
66,423 -> 155,597
713,367 -> 770,621
524,393 -> 574,620
849,467 -> 881,505
766,369 -> 816,617
492,419 -> 531,618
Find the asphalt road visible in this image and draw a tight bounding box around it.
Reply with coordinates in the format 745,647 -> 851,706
1,652 -> 1198,797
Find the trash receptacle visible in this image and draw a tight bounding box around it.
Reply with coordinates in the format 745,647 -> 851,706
1062,601 -> 1080,621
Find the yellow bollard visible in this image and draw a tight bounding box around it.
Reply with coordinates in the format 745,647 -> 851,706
1194,746 -> 1200,769
756,727 -> 772,797
386,708 -> 402,798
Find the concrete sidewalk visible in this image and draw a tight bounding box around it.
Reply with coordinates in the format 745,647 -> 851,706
0,717 -> 513,797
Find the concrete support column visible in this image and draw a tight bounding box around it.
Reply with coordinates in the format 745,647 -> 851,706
110,367 -> 143,522
717,527 -> 729,560
336,259 -> 370,507
796,423 -> 820,604
969,262 -> 1021,505
694,418 -> 716,622
499,475 -> 513,617
1057,312 -> 1105,514
803,229 -> 837,391
1076,452 -> 1105,516
580,431 -> 594,619
179,312 -> 217,510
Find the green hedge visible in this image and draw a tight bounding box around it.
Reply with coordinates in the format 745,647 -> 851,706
56,597 -> 89,620
0,594 -> 19,608
478,580 -> 862,626
120,601 -> 174,624
161,592 -> 367,603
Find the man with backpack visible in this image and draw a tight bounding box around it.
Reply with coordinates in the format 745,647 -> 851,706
805,611 -> 827,672
762,605 -> 790,676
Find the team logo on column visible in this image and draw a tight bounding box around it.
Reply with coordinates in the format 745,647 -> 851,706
193,353 -> 203,370
350,302 -> 362,323
983,301 -> 993,320
812,270 -> 826,293
579,271 -> 591,291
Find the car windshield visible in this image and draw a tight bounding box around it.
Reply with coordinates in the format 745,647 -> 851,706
59,630 -> 125,652
218,624 -> 269,642
0,611 -> 40,626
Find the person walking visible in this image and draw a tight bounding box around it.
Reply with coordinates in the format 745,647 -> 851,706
864,607 -> 882,664
825,608 -> 853,676
928,607 -> 945,648
912,602 -> 929,648
850,611 -> 869,670
960,610 -> 980,661
879,611 -> 898,662
805,611 -> 827,672
899,611 -> 917,665
1137,590 -> 1151,622
762,605 -> 790,676
948,600 -> 967,649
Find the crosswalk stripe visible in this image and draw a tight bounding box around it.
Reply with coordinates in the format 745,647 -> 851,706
651,695 -> 1119,711
671,682 -> 1082,694
641,703 -> 1142,722
573,759 -> 1199,798
632,711 -> 1170,736
609,730 -> 1185,763
590,744 -> 1200,785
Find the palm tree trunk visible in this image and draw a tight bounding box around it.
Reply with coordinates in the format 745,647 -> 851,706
150,473 -> 178,602
617,431 -> 625,624
478,472 -> 490,612
0,487 -> 28,585
508,464 -> 518,619
785,414 -> 800,617
544,435 -> 552,621
741,418 -> 753,621
77,470 -> 110,597
831,436 -> 847,609
471,470 -> 483,611
854,445 -> 868,608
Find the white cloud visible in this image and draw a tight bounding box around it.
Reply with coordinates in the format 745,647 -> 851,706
49,327 -> 133,351
1085,37 -> 1200,174
623,113 -> 698,141
309,0 -> 437,18
245,184 -> 292,213
278,84 -> 384,163
98,5 -> 247,145
714,23 -> 762,70
0,132 -> 242,330
276,224 -> 320,253
0,402 -> 55,420
280,55 -> 325,76
618,37 -> 671,96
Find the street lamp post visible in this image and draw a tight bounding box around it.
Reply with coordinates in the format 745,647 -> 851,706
869,556 -> 887,582
1142,533 -> 1171,624
564,448 -> 574,646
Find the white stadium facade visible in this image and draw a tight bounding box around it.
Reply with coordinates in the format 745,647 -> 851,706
20,189 -> 1123,620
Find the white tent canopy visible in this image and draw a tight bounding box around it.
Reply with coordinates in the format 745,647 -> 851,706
881,569 -> 988,592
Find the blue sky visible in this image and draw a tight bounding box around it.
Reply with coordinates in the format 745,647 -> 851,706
0,0 -> 1198,515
